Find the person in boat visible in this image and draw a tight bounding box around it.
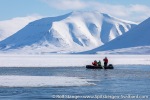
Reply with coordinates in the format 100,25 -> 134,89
103,57 -> 108,67
97,60 -> 101,67
92,60 -> 98,66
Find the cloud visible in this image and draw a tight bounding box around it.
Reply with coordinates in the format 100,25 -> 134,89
42,0 -> 87,10
42,0 -> 150,22
128,4 -> 150,22
93,3 -> 150,22
131,4 -> 150,13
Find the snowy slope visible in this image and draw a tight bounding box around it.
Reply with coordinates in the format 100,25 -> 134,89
83,17 -> 150,54
0,16 -> 42,41
0,11 -> 136,54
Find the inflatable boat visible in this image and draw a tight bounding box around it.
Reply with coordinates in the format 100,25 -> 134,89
86,64 -> 114,69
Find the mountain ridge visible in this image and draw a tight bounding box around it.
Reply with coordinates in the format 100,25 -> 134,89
81,17 -> 150,54
0,11 -> 137,54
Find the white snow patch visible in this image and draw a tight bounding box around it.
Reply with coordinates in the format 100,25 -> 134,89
0,76 -> 95,87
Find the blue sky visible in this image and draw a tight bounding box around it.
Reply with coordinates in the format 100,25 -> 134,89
0,0 -> 150,22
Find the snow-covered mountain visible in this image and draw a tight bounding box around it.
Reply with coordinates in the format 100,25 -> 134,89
96,46 -> 150,54
0,11 -> 136,54
0,16 -> 42,41
82,17 -> 150,54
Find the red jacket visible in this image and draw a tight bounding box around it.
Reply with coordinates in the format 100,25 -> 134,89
103,58 -> 108,63
92,61 -> 97,66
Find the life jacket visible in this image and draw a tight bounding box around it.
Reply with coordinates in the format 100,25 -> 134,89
92,61 -> 97,66
103,58 -> 108,63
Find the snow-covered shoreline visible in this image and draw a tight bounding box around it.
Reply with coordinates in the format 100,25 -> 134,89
0,54 -> 150,67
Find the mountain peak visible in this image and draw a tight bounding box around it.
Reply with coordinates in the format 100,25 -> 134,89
70,11 -> 114,19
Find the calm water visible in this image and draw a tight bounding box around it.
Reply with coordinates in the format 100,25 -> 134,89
0,65 -> 150,100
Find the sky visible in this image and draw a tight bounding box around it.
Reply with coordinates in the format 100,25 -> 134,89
0,0 -> 150,22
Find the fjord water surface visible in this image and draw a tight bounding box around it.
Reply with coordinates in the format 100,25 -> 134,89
0,65 -> 149,100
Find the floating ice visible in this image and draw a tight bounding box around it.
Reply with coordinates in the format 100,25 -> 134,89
0,76 -> 96,87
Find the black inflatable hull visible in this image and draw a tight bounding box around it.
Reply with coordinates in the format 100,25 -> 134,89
86,64 -> 114,69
